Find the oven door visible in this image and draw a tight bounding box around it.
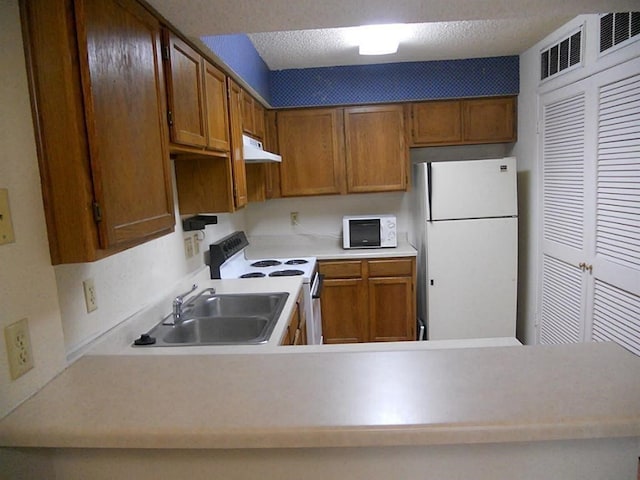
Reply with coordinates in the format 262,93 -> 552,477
308,272 -> 324,344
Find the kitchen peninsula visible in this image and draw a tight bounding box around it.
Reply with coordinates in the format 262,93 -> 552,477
1,338 -> 639,478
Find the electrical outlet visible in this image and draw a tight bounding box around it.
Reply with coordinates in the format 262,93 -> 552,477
0,188 -> 16,246
184,237 -> 194,258
290,212 -> 299,226
83,278 -> 98,313
193,234 -> 200,255
4,318 -> 34,380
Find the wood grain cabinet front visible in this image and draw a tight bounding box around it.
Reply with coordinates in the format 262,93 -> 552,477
163,31 -> 230,153
410,96 -> 517,146
280,292 -> 307,346
21,0 -> 175,264
319,258 -> 416,344
277,108 -> 347,197
344,105 -> 408,193
277,105 -> 409,197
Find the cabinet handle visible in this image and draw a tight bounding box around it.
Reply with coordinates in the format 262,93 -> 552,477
586,264 -> 593,274
578,262 -> 586,271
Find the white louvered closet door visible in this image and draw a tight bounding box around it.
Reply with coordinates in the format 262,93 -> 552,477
539,81 -> 594,345
539,56 -> 640,354
588,58 -> 640,355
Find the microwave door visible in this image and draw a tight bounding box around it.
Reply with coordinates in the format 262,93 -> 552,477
350,220 -> 380,248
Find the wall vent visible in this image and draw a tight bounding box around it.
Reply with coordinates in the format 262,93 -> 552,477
600,12 -> 640,53
540,27 -> 583,81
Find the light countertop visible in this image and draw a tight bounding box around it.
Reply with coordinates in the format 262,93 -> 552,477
0,341 -> 639,449
245,233 -> 417,260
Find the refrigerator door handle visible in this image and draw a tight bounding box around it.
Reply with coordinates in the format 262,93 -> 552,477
427,162 -> 433,222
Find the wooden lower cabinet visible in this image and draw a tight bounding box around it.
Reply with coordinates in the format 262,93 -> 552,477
319,258 -> 416,344
280,292 -> 307,346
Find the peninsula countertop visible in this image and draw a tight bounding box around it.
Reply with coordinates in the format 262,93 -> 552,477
0,341 -> 638,449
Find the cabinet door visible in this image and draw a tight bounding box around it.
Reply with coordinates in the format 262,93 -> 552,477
164,32 -> 207,147
539,83 -> 589,345
253,101 -> 265,140
241,90 -> 255,135
320,278 -> 367,344
203,61 -> 230,152
278,108 -> 346,196
76,0 -> 174,248
369,277 -> 414,342
463,97 -> 516,144
411,100 -> 462,145
344,105 -> 407,193
227,79 -> 248,209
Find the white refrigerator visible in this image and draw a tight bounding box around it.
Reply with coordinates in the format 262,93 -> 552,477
411,158 -> 518,340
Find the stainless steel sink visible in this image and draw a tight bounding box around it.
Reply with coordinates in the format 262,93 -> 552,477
135,291 -> 289,346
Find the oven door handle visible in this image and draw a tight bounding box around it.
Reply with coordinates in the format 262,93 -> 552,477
312,273 -> 324,299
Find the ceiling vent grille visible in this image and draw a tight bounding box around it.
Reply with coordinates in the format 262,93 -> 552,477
540,27 -> 583,81
600,12 -> 640,53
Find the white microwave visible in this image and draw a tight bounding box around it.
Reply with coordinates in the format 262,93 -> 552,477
342,215 -> 397,249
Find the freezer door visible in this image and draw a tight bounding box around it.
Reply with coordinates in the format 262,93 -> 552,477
426,217 -> 517,340
430,157 -> 517,220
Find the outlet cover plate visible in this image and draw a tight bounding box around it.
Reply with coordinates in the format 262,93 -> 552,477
83,278 -> 98,313
0,188 -> 16,245
5,318 -> 34,380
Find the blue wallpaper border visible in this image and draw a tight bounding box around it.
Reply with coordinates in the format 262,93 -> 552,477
201,33 -> 519,108
270,56 -> 519,108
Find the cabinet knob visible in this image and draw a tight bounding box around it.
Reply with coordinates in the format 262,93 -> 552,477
578,262 -> 586,271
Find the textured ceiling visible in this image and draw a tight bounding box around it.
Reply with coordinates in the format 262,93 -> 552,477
248,19 -> 568,70
146,0 -> 640,69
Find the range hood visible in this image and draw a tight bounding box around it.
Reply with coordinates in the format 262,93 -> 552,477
242,134 -> 281,163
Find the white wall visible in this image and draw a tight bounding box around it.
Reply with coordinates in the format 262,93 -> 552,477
55,193 -> 245,359
0,0 -> 67,418
245,192 -> 412,238
512,43 -> 541,345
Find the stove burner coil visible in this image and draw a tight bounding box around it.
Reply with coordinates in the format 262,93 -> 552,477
240,272 -> 266,278
250,260 -> 282,268
285,259 -> 308,265
269,269 -> 304,277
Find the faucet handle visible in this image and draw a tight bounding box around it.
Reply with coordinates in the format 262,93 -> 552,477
174,284 -> 198,304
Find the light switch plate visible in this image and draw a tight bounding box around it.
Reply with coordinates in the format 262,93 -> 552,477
0,188 -> 16,245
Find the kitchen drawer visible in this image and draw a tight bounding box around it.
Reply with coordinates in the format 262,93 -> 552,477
368,258 -> 414,277
319,260 -> 362,278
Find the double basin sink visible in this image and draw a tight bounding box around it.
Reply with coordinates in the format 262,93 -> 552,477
136,289 -> 289,347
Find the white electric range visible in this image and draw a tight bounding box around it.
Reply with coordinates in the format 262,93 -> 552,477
209,232 -> 323,345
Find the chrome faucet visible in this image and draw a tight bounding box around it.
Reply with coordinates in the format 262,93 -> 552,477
172,284 -> 198,324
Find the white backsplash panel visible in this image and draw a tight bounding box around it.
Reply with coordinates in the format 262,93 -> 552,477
245,192 -> 412,238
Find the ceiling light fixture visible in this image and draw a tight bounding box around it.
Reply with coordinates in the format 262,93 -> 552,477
358,24 -> 404,55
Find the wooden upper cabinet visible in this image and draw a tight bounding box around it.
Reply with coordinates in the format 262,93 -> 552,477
22,0 -> 175,263
227,78 -> 248,209
463,97 -> 517,144
241,90 -> 255,135
241,89 -> 265,140
164,31 -> 231,153
253,101 -> 265,139
344,105 -> 408,193
411,100 -> 462,145
410,96 -> 516,146
203,61 -> 230,152
164,32 -> 207,147
277,108 -> 346,197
